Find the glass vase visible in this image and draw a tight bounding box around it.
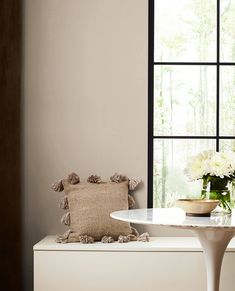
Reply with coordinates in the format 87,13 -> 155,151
201,176 -> 233,214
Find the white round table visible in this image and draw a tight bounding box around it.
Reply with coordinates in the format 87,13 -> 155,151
111,208 -> 235,291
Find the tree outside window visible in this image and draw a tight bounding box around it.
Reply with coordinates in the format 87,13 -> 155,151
149,0 -> 235,208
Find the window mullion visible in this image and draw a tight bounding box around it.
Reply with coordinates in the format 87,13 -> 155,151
148,0 -> 155,208
216,0 -> 220,151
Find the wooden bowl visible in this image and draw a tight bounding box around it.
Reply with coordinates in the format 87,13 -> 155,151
175,199 -> 220,216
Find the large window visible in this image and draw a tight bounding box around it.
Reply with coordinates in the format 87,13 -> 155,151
148,0 -> 235,208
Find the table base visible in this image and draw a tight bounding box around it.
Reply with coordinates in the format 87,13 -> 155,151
192,228 -> 235,291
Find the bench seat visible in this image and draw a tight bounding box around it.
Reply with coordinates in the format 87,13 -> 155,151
34,236 -> 235,291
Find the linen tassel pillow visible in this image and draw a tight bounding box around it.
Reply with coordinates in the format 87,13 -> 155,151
51,172 -> 149,243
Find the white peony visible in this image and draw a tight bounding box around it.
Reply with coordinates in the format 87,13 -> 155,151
184,151 -> 211,181
200,150 -> 214,160
185,150 -> 235,181
209,152 -> 232,178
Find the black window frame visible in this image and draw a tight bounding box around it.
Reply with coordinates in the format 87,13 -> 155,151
148,0 -> 235,208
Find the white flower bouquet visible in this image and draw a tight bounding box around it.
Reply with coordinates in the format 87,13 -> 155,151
185,150 -> 235,212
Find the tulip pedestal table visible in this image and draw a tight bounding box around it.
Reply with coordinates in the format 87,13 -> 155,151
111,208 -> 235,291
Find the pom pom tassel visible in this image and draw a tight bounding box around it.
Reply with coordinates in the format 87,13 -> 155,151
58,196 -> 69,209
127,234 -> 137,241
60,212 -> 71,226
110,173 -> 128,183
118,235 -> 130,243
55,229 -> 73,243
131,227 -> 139,237
79,235 -> 95,244
87,175 -> 102,184
128,194 -> 135,208
67,172 -> 80,185
51,180 -> 64,192
101,235 -> 114,243
128,178 -> 142,191
137,232 -> 150,242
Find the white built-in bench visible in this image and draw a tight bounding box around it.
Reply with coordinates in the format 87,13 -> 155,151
34,236 -> 235,291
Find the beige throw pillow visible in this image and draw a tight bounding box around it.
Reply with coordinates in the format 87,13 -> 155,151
62,179 -> 131,241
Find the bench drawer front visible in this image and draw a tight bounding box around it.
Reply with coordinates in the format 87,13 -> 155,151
35,251 -> 208,291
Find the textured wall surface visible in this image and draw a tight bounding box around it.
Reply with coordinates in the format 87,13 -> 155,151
23,1 -> 148,290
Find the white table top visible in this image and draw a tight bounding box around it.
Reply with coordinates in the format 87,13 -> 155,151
111,208 -> 235,229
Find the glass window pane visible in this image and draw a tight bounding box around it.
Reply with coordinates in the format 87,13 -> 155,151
220,66 -> 235,136
220,139 -> 235,151
154,0 -> 216,62
153,139 -> 215,208
154,66 -> 216,136
221,0 -> 235,62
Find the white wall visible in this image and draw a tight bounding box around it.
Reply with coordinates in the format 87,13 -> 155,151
23,1 -> 188,290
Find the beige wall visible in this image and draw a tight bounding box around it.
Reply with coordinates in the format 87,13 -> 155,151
23,0 -> 148,289
23,1 -> 188,290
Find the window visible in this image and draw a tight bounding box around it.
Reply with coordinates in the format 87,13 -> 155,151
148,0 -> 235,208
